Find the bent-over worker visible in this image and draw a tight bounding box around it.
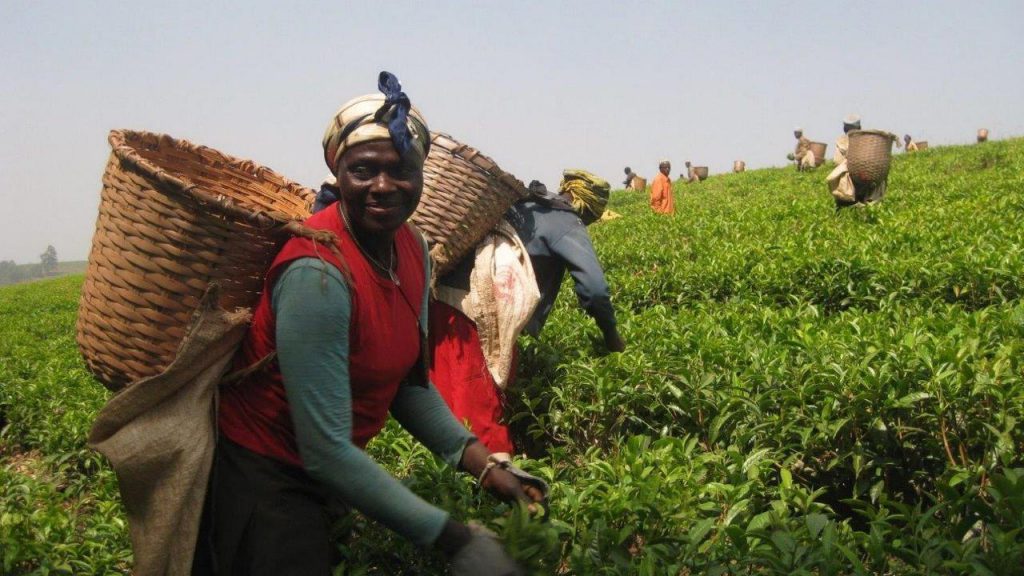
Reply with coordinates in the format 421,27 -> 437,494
431,172 -> 623,457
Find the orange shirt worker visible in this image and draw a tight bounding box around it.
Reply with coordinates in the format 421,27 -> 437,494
650,160 -> 674,214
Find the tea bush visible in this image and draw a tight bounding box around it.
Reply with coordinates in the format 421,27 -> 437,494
1,139 -> 1022,574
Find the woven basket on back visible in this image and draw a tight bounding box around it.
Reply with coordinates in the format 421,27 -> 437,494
809,142 -> 828,166
693,166 -> 709,180
631,175 -> 647,190
78,130 -> 323,391
733,161 -> 745,173
415,132 -> 528,278
847,130 -> 897,186
916,141 -> 929,151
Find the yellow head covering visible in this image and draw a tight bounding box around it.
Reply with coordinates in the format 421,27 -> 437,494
559,169 -> 610,225
321,73 -> 430,174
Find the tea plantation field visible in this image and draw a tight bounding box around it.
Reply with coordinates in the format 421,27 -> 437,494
2,139 -> 1023,574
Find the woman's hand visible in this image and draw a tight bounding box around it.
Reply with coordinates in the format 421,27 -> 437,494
460,442 -> 548,515
448,523 -> 523,576
481,466 -> 546,514
437,520 -> 522,575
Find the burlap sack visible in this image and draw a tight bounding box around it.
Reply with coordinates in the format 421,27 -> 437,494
827,161 -> 856,205
88,285 -> 251,576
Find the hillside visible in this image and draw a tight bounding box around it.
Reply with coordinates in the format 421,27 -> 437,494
1,140 -> 1022,574
0,260 -> 89,287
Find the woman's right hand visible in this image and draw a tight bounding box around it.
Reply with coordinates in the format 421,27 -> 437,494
447,523 -> 522,576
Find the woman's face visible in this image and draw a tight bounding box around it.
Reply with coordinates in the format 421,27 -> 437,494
336,140 -> 423,237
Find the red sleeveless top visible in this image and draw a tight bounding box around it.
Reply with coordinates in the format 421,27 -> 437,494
218,205 -> 425,467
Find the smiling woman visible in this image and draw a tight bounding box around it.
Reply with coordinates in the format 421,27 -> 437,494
335,140 -> 424,272
201,72 -> 542,576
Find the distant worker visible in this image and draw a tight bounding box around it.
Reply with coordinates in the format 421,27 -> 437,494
684,161 -> 700,183
792,128 -> 816,171
904,134 -> 919,152
827,115 -> 859,206
650,160 -> 675,213
828,114 -> 891,207
623,166 -> 637,188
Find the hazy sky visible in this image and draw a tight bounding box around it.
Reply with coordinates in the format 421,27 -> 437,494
2,1 -> 1022,263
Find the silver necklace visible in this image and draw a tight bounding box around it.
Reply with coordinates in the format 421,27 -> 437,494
339,205 -> 400,285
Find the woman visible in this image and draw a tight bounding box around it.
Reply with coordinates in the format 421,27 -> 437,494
199,72 -> 543,575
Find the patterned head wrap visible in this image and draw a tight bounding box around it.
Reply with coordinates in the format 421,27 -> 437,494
321,71 -> 430,174
559,169 -> 610,225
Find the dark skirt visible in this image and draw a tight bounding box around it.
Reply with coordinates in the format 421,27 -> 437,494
192,437 -> 345,576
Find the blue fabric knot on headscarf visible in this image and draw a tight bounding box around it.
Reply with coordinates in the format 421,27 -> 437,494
374,71 -> 413,156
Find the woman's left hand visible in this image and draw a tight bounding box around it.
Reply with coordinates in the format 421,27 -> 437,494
481,466 -> 547,514
461,442 -> 549,516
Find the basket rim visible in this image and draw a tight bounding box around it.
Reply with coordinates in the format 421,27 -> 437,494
108,129 -> 314,230
848,129 -> 897,141
428,131 -> 528,200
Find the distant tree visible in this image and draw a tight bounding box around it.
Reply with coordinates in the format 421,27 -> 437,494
40,245 -> 58,276
0,260 -> 16,284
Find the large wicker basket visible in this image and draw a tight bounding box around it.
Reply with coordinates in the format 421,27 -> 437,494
77,130 -> 321,391
693,166 -> 709,180
631,175 -> 647,190
809,142 -> 828,166
847,130 -> 897,186
415,132 -> 528,278
916,141 -> 929,151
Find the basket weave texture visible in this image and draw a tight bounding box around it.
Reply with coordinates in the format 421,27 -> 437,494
415,132 -> 527,278
847,130 -> 896,186
77,130 -> 319,391
809,142 -> 828,166
694,166 -> 709,180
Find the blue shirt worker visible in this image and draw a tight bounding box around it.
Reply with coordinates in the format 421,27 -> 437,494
506,176 -> 625,352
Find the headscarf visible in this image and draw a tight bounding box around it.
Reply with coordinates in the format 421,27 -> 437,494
321,71 -> 431,175
559,169 -> 610,225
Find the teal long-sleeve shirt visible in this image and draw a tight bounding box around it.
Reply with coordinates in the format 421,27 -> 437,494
273,255 -> 476,547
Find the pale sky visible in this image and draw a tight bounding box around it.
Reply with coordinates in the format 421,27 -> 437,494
2,1 -> 1022,263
